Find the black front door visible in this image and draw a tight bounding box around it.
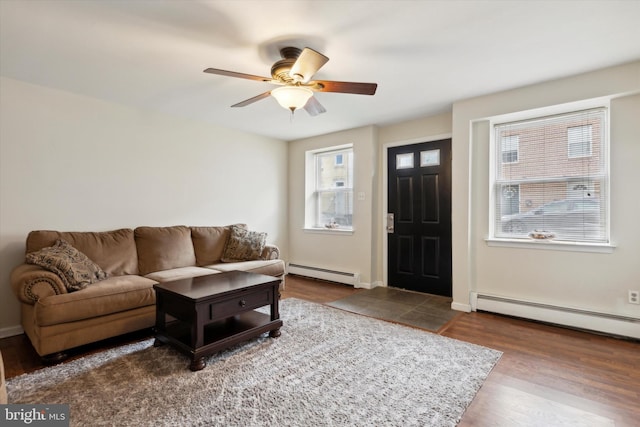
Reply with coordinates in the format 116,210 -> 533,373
387,139 -> 452,296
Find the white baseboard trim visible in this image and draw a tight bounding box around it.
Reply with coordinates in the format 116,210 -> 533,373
451,302 -> 472,313
288,263 -> 360,286
0,325 -> 24,339
369,281 -> 384,289
472,292 -> 640,339
355,281 -> 374,289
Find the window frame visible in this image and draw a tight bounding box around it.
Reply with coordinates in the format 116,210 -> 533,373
486,104 -> 613,253
304,144 -> 354,233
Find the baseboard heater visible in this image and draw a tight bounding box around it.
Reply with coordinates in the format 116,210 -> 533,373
287,263 -> 360,287
473,293 -> 640,340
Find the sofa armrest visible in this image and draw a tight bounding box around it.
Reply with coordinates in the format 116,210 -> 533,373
0,350 -> 7,404
262,244 -> 280,260
10,264 -> 68,304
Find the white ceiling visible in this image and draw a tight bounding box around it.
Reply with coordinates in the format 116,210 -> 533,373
1,0 -> 639,141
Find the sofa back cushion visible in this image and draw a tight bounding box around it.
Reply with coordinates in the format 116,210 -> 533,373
26,229 -> 138,276
135,226 -> 196,275
190,224 -> 246,266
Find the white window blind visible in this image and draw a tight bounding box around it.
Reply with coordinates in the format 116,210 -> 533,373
493,108 -> 608,243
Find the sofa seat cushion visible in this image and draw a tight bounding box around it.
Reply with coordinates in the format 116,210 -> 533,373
135,226 -> 196,275
26,229 -> 138,276
206,259 -> 285,278
144,267 -> 219,282
35,275 -> 156,326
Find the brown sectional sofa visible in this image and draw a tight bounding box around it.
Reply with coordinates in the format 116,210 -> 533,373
10,225 -> 285,361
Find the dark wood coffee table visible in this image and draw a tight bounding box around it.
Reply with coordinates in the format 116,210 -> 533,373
153,270 -> 282,371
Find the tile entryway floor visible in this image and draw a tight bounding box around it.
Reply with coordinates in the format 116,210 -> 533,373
326,286 -> 461,332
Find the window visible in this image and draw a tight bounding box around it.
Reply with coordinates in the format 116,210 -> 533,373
492,108 -> 608,244
307,146 -> 354,230
396,153 -> 414,169
501,135 -> 519,163
568,125 -> 593,158
500,184 -> 520,216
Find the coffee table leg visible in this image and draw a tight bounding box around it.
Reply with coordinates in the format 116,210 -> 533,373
269,328 -> 281,338
153,338 -> 164,347
190,357 -> 206,371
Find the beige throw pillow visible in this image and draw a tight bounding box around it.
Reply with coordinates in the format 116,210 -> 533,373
26,239 -> 107,292
221,225 -> 267,262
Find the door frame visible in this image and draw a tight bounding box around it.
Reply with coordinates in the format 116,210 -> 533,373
381,133 -> 452,287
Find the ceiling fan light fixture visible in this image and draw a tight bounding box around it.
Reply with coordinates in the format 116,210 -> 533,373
271,86 -> 313,112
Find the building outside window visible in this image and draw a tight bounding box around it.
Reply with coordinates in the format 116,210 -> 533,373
307,146 -> 354,230
492,108 -> 608,243
568,125 -> 593,158
501,135 -> 519,163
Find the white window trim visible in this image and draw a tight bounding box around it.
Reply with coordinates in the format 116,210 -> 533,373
485,237 -> 615,253
304,144 -> 354,233
487,99 -> 613,252
303,227 -> 354,235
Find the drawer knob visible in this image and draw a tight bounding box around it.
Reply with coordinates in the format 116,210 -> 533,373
239,299 -> 246,307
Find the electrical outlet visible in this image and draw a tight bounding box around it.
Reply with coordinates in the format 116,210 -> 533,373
629,290 -> 640,305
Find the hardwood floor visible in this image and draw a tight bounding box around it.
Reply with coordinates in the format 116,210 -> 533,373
2,274 -> 638,426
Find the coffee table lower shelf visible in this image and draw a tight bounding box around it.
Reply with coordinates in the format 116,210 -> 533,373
155,310 -> 282,371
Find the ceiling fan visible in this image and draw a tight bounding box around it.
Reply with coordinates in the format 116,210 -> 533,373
204,47 -> 377,116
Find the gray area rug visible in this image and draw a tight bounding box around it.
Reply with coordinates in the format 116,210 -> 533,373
7,299 -> 501,427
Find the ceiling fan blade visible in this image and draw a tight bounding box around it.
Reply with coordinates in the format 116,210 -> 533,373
231,91 -> 271,107
310,80 -> 377,95
290,48 -> 329,83
304,96 -> 327,117
204,68 -> 274,83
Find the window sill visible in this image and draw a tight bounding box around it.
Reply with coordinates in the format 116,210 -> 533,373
485,238 -> 615,253
303,227 -> 354,236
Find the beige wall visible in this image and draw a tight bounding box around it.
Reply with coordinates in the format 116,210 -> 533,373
0,77 -> 289,334
377,113 -> 453,285
452,61 -> 640,319
288,126 -> 378,286
289,60 -> 639,327
287,113 -> 455,289
2,61 -> 638,336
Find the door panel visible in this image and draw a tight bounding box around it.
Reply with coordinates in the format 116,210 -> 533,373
421,175 -> 439,222
421,236 -> 440,277
387,139 -> 452,296
397,177 -> 414,222
396,236 -> 414,274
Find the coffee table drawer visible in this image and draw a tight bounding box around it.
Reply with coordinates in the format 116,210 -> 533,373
208,289 -> 273,319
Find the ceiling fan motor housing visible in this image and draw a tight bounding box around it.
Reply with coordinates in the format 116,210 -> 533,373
271,47 -> 303,82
